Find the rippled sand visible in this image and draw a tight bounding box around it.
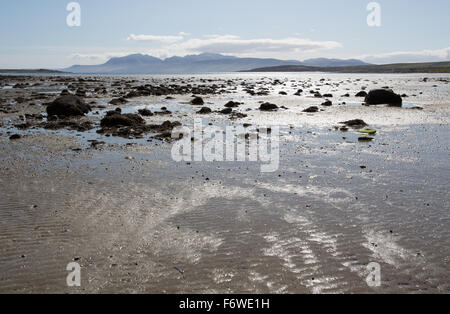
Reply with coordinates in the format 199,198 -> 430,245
0,73 -> 449,293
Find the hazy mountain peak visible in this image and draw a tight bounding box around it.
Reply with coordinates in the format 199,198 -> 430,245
65,53 -> 369,74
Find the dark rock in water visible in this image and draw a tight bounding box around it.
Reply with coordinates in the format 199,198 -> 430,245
60,89 -> 71,96
259,102 -> 278,111
365,89 -> 402,107
314,92 -> 322,98
342,93 -> 350,97
224,101 -> 240,108
46,96 -> 91,117
220,108 -> 233,114
100,112 -> 145,128
358,136 -> 374,142
279,91 -> 287,95
109,98 -> 128,105
197,107 -> 212,114
303,106 -> 319,113
138,108 -> 153,116
323,93 -> 333,98
356,91 -> 368,97
340,119 -> 368,128
42,119 -> 94,132
321,100 -> 332,107
230,112 -> 248,119
9,134 -> 21,140
154,109 -> 171,115
294,89 -> 303,96
191,97 -> 204,106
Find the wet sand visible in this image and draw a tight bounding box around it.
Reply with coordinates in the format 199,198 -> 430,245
0,73 -> 449,293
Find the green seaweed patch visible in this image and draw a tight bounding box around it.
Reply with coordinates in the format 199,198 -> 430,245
357,129 -> 377,135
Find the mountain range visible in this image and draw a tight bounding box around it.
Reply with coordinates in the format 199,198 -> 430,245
64,53 -> 370,74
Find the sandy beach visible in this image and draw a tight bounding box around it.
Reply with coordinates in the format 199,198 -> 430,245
0,73 -> 449,293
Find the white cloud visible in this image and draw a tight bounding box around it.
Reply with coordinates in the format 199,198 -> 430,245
358,47 -> 450,64
123,33 -> 342,58
176,35 -> 341,54
127,33 -> 185,43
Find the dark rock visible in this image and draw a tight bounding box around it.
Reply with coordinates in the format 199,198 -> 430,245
358,136 -> 374,142
197,107 -> 212,114
100,112 -> 145,128
42,119 -> 94,132
365,89 -> 402,107
138,108 -> 153,116
220,108 -> 233,114
224,101 -> 240,108
9,134 -> 21,140
321,100 -> 332,107
340,119 -> 368,128
303,106 -> 319,113
46,96 -> 91,117
191,97 -> 204,106
259,102 -> 278,111
230,112 -> 248,119
109,98 -> 128,105
323,93 -> 333,98
356,91 -> 368,97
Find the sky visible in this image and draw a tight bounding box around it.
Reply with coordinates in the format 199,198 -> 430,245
0,0 -> 449,68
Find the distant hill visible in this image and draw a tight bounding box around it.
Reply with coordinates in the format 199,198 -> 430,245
302,58 -> 370,67
0,69 -> 66,74
243,61 -> 450,73
64,53 -> 370,74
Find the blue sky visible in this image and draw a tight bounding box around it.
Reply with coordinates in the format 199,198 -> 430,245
0,0 -> 449,68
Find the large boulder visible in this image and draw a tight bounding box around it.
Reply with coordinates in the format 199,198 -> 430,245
46,96 -> 91,117
365,89 -> 402,107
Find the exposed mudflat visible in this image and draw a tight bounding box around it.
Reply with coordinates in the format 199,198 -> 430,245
0,73 -> 449,294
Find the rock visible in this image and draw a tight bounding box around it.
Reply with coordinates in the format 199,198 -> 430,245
279,91 -> 287,95
46,96 -> 91,117
340,119 -> 368,128
259,102 -> 278,111
323,93 -> 333,98
358,136 -> 374,142
42,119 -> 93,132
197,107 -> 212,114
303,106 -> 319,113
224,101 -> 240,108
356,91 -> 368,97
191,97 -> 204,105
220,108 -> 233,114
9,134 -> 21,140
100,112 -> 145,128
365,89 -> 402,107
109,98 -> 128,105
321,100 -> 332,107
230,112 -> 248,119
138,108 -> 153,116
60,89 -> 71,96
